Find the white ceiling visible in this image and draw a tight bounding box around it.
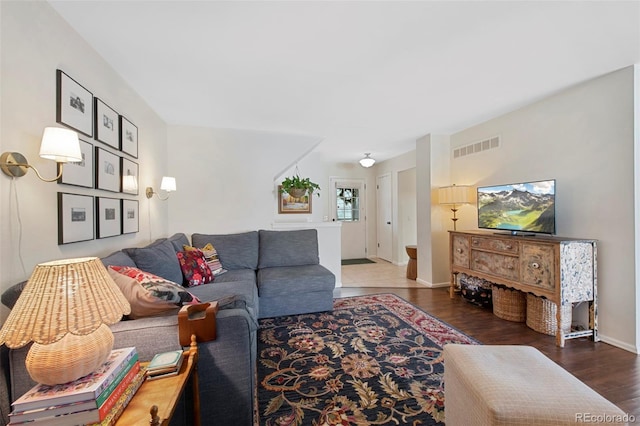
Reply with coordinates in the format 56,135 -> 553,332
48,1 -> 640,164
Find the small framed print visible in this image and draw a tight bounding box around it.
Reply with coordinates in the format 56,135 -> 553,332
122,199 -> 139,234
95,98 -> 120,149
58,192 -> 94,244
95,147 -> 121,192
56,70 -> 93,137
121,158 -> 139,195
278,185 -> 312,214
120,116 -> 138,158
96,197 -> 121,239
58,139 -> 93,188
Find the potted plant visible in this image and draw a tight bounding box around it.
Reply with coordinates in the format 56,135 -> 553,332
280,174 -> 321,198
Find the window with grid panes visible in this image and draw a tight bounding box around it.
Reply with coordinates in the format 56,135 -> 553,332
336,187 -> 360,221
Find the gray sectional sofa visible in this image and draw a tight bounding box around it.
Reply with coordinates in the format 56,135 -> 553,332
0,228 -> 336,426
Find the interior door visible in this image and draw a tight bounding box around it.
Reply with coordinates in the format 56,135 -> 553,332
331,178 -> 366,259
376,173 -> 393,262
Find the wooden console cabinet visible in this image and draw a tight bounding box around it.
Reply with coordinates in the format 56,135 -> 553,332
449,230 -> 598,347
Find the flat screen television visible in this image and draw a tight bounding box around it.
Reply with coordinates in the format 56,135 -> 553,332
477,179 -> 556,235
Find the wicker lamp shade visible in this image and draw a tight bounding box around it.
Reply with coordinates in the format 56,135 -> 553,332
0,257 -> 130,385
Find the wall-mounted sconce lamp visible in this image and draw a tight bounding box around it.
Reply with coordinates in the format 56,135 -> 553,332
359,153 -> 376,168
438,184 -> 471,230
146,176 -> 176,200
0,127 -> 82,182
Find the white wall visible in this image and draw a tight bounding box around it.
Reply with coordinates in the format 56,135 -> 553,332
398,167 -> 416,265
0,1 -> 169,317
166,126 -> 326,235
448,67 -> 636,351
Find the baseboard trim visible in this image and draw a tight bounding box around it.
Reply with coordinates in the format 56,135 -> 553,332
416,278 -> 449,288
597,333 -> 638,354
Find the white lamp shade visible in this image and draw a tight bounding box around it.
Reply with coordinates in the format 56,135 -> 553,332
359,153 -> 375,168
160,176 -> 176,192
438,185 -> 471,205
39,127 -> 82,163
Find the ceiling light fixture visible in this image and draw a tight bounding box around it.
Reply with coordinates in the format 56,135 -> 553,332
359,153 -> 375,168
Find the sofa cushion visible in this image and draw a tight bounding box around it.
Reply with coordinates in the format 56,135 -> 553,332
124,239 -> 184,284
257,264 -> 335,297
258,229 -> 319,268
1,281 -> 27,309
101,250 -> 137,268
108,266 -> 201,317
192,231 -> 259,271
167,233 -> 190,252
188,279 -> 259,321
177,249 -> 214,287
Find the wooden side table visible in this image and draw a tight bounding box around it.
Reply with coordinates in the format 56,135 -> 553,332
405,245 -> 417,280
115,335 -> 200,426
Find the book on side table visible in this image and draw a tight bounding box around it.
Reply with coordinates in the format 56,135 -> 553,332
146,350 -> 184,380
9,347 -> 141,425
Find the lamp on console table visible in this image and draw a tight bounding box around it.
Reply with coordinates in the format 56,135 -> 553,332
0,257 -> 130,385
438,184 -> 471,231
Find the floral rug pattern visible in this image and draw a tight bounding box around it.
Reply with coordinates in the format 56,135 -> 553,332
257,293 -> 478,425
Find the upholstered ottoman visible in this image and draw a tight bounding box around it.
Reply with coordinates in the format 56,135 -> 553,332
443,344 -> 628,425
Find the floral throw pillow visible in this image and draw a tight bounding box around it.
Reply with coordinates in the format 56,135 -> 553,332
109,265 -> 201,310
184,243 -> 228,276
176,249 -> 214,287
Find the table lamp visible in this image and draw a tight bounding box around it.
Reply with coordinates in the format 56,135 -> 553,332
0,257 -> 130,385
438,184 -> 471,230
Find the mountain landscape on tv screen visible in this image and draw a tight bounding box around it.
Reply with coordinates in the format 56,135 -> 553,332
478,187 -> 555,233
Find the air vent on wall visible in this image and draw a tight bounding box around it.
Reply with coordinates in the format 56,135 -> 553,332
453,135 -> 500,159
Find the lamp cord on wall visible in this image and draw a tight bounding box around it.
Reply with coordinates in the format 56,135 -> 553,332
10,178 -> 27,278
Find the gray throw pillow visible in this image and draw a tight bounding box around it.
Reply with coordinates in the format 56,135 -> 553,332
124,239 -> 184,284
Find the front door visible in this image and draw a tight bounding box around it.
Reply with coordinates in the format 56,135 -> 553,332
331,178 -> 366,259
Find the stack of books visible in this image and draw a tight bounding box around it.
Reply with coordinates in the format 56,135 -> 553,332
9,347 -> 145,426
145,349 -> 184,380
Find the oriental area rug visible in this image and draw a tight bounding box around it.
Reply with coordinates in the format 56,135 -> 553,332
257,293 -> 478,426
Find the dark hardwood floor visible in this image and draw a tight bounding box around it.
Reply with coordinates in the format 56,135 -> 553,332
334,286 -> 640,417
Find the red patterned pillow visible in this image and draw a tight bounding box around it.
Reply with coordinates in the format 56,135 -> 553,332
177,249 -> 214,287
107,266 -> 201,319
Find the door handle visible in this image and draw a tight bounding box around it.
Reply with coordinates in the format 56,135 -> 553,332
386,221 -> 391,225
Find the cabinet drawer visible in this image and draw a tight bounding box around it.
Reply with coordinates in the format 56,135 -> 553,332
471,237 -> 519,254
471,251 -> 519,280
520,243 -> 555,291
452,235 -> 470,268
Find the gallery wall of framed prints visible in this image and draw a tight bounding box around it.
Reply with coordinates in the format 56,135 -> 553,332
55,69 -> 141,244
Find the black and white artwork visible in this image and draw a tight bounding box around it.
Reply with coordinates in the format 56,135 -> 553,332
120,116 -> 138,158
95,147 -> 121,192
95,98 -> 120,149
96,197 -> 121,239
56,70 -> 94,137
58,139 -> 93,188
121,158 -> 139,195
58,192 -> 94,244
122,199 -> 139,234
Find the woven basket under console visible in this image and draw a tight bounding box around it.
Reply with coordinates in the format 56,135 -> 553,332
526,294 -> 572,336
491,285 -> 526,322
